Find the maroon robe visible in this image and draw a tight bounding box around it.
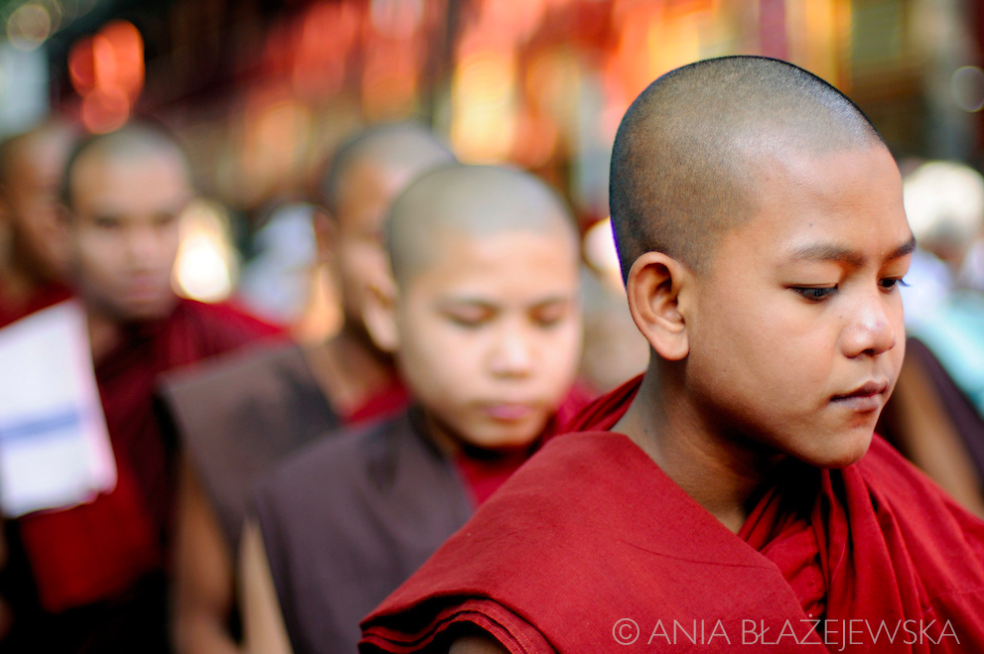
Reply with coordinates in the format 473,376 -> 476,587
254,388 -> 593,654
361,376 -> 984,653
0,281 -> 71,329
2,298 -> 281,653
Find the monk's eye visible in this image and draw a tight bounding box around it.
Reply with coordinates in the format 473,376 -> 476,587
880,277 -> 909,291
153,213 -> 178,229
531,304 -> 569,328
791,286 -> 837,302
444,309 -> 492,329
94,215 -> 121,230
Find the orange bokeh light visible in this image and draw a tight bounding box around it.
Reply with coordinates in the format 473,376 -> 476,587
69,20 -> 144,133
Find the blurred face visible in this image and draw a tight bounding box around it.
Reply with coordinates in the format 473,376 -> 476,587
333,161 -> 414,325
0,134 -> 73,280
395,228 -> 582,451
68,150 -> 191,321
684,145 -> 912,468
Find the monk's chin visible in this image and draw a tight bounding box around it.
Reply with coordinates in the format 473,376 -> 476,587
115,293 -> 179,323
796,431 -> 875,469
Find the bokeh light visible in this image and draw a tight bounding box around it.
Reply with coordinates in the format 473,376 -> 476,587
583,217 -> 622,289
172,199 -> 239,303
68,20 -> 144,133
951,66 -> 984,113
450,49 -> 518,162
7,2 -> 53,51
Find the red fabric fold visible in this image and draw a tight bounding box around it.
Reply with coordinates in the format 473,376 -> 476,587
361,375 -> 984,653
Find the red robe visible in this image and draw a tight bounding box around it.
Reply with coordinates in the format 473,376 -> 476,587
0,281 -> 71,329
361,376 -> 984,653
4,298 -> 281,651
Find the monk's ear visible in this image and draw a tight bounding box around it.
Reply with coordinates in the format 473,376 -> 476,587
362,273 -> 400,354
625,251 -> 691,361
311,208 -> 336,265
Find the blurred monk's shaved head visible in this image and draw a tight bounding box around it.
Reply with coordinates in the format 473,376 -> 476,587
386,164 -> 578,284
0,121 -> 78,280
64,123 -> 190,209
319,122 -> 455,217
610,55 -> 885,281
314,122 -> 455,326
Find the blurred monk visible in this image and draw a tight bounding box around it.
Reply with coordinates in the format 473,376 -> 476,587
1,122 -> 280,654
240,164 -> 589,654
0,121 -> 77,327
160,123 -> 455,654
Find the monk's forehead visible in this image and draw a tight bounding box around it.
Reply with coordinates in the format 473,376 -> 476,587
69,144 -> 191,207
388,166 -> 578,282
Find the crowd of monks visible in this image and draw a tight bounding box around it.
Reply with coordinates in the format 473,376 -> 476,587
1,56 -> 984,654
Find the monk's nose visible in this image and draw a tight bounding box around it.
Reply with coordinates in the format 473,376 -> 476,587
489,328 -> 534,378
841,292 -> 897,358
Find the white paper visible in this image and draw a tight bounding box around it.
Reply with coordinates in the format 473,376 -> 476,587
0,300 -> 116,517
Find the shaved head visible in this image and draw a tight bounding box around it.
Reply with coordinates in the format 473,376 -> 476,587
0,120 -> 78,280
610,55 -> 885,280
386,164 -> 578,284
319,122 -> 454,215
0,121 -> 77,189
63,122 -> 190,210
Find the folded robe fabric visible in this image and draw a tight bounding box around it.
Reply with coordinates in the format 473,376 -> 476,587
361,375 -> 984,653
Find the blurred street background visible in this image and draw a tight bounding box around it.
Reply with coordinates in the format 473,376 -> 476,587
2,0 -> 983,320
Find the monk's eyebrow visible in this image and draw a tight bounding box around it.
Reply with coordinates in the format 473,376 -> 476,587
788,235 -> 916,267
438,298 -> 496,311
887,235 -> 917,261
788,243 -> 866,267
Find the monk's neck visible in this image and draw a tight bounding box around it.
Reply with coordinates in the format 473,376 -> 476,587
304,324 -> 396,416
0,259 -> 45,306
614,370 -> 782,533
86,307 -> 123,364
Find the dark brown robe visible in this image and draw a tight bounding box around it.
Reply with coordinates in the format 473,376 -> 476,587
253,408 -> 474,654
158,342 -> 344,551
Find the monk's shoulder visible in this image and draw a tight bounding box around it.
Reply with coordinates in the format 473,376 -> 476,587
858,436 -> 984,545
160,339 -> 310,405
250,411 -> 428,542
425,431 -> 651,561
172,297 -> 283,349
859,436 -> 973,506
164,339 -> 336,426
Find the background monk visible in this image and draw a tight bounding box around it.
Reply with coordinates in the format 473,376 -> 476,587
361,57 -> 984,653
1,122 -> 280,654
160,123 -> 455,654
239,164 -> 590,654
0,121 -> 77,327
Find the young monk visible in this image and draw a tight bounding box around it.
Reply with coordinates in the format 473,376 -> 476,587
160,123 -> 455,654
239,164 -> 589,654
360,57 -> 984,653
0,121 -> 77,327
1,123 -> 280,654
